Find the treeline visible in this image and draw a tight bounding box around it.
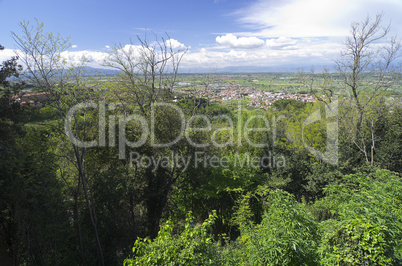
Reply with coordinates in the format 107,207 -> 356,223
1,14 -> 402,265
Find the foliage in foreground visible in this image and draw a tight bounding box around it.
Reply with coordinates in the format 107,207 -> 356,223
231,189 -> 319,265
316,169 -> 402,265
124,170 -> 402,265
124,211 -> 220,265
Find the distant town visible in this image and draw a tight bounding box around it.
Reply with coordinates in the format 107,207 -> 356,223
175,83 -> 316,109
12,76 -> 318,110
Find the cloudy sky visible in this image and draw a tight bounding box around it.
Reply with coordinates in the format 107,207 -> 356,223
0,0 -> 401,71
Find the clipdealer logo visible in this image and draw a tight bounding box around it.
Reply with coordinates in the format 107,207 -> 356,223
64,100 -> 338,170
301,100 -> 338,165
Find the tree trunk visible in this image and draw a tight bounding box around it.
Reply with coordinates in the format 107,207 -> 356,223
74,146 -> 104,266
73,192 -> 85,265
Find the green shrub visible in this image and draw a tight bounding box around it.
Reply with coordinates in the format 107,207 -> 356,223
319,218 -> 393,265
236,189 -> 319,265
124,211 -> 220,265
316,170 -> 402,265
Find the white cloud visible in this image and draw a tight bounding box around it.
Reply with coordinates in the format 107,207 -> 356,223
71,45 -> 78,48
235,0 -> 350,38
0,35 -> 343,72
0,48 -> 18,63
1,48 -> 110,69
2,40 -> 191,71
265,37 -> 298,50
234,0 -> 402,38
181,37 -> 342,70
167,38 -> 187,50
197,0 -> 402,70
216,34 -> 265,49
61,50 -> 109,67
59,40 -> 187,69
118,44 -> 143,56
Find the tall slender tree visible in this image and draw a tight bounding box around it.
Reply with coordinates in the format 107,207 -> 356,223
11,19 -> 105,265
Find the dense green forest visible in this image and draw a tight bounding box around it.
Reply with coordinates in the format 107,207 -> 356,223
1,16 -> 402,265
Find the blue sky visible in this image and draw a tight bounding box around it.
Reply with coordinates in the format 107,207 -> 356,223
1,0 -> 401,71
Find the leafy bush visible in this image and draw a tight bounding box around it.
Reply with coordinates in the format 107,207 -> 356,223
319,218 -> 393,265
124,211 -> 220,265
316,169 -> 402,265
235,189 -> 319,265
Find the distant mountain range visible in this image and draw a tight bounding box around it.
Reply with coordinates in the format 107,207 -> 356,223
84,65 -> 335,75
179,65 -> 329,73
14,65 -> 335,80
79,67 -> 120,76
179,64 -> 337,73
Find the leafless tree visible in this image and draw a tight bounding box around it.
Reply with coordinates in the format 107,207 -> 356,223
336,12 -> 400,134
300,13 -> 400,165
334,12 -> 401,166
104,33 -> 187,116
